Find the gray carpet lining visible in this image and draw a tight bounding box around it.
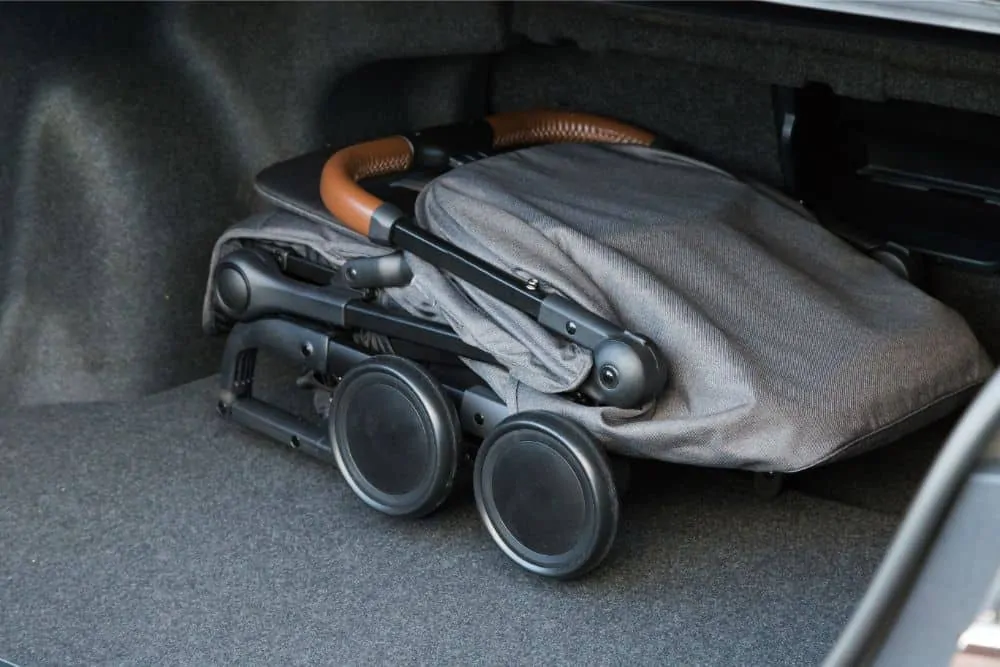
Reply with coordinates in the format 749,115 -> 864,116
0,366 -> 912,666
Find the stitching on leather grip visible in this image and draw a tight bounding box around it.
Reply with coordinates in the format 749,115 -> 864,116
493,122 -> 646,148
352,152 -> 412,181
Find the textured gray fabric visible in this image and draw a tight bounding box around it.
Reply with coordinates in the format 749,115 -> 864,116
0,373 -> 903,667
0,2 -> 503,411
512,3 -> 1000,122
204,143 -> 992,473
405,143 -> 993,472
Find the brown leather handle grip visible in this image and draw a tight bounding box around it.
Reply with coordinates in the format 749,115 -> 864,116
320,135 -> 414,237
484,110 -> 657,149
319,110 -> 655,237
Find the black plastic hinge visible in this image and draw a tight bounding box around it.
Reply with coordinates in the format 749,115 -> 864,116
403,119 -> 494,171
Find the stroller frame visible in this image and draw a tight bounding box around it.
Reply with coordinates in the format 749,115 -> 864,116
210,109 -> 941,578
212,111 -> 673,579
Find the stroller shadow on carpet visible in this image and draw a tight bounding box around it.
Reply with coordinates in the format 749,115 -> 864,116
201,110 -> 993,579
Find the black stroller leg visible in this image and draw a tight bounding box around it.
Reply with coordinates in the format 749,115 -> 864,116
217,318 -> 369,463
226,400 -> 331,461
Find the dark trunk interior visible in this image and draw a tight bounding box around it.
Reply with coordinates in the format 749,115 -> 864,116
2,3 -> 998,664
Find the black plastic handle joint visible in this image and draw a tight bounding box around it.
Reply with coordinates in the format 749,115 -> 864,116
403,119 -> 495,171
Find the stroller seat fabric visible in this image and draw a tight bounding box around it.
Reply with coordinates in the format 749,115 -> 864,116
395,142 -> 994,472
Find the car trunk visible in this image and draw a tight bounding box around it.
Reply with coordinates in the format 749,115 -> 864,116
2,3 -> 998,664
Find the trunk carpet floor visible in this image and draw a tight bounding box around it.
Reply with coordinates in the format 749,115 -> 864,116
0,371 -> 919,666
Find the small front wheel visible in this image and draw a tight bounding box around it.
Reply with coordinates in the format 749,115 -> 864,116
753,471 -> 786,499
473,411 -> 620,580
329,356 -> 462,518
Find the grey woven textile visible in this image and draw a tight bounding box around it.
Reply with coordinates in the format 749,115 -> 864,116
204,143 -> 994,472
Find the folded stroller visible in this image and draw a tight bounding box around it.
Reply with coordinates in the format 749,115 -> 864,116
203,110 -> 993,579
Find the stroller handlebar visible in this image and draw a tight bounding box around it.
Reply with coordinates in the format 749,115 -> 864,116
320,135 -> 415,238
485,110 -> 657,150
319,110 -> 656,238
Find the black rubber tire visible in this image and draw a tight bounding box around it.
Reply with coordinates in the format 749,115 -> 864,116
473,411 -> 620,580
329,355 -> 461,518
753,471 -> 786,499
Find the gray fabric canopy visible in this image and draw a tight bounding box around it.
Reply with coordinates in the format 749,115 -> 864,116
205,143 -> 994,472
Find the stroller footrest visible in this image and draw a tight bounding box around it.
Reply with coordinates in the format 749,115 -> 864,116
219,319 -> 335,404
224,397 -> 335,464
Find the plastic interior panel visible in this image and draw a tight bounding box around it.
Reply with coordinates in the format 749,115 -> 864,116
774,83 -> 1000,272
872,462 -> 1000,666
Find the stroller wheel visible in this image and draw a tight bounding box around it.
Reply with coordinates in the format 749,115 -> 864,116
473,411 -> 619,580
330,355 -> 461,518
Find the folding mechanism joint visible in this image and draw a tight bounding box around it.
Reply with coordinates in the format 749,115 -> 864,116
459,386 -> 509,439
538,295 -> 668,409
537,294 -> 619,349
213,248 -> 356,327
342,252 -> 413,289
404,119 -> 494,170
369,203 -> 407,245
